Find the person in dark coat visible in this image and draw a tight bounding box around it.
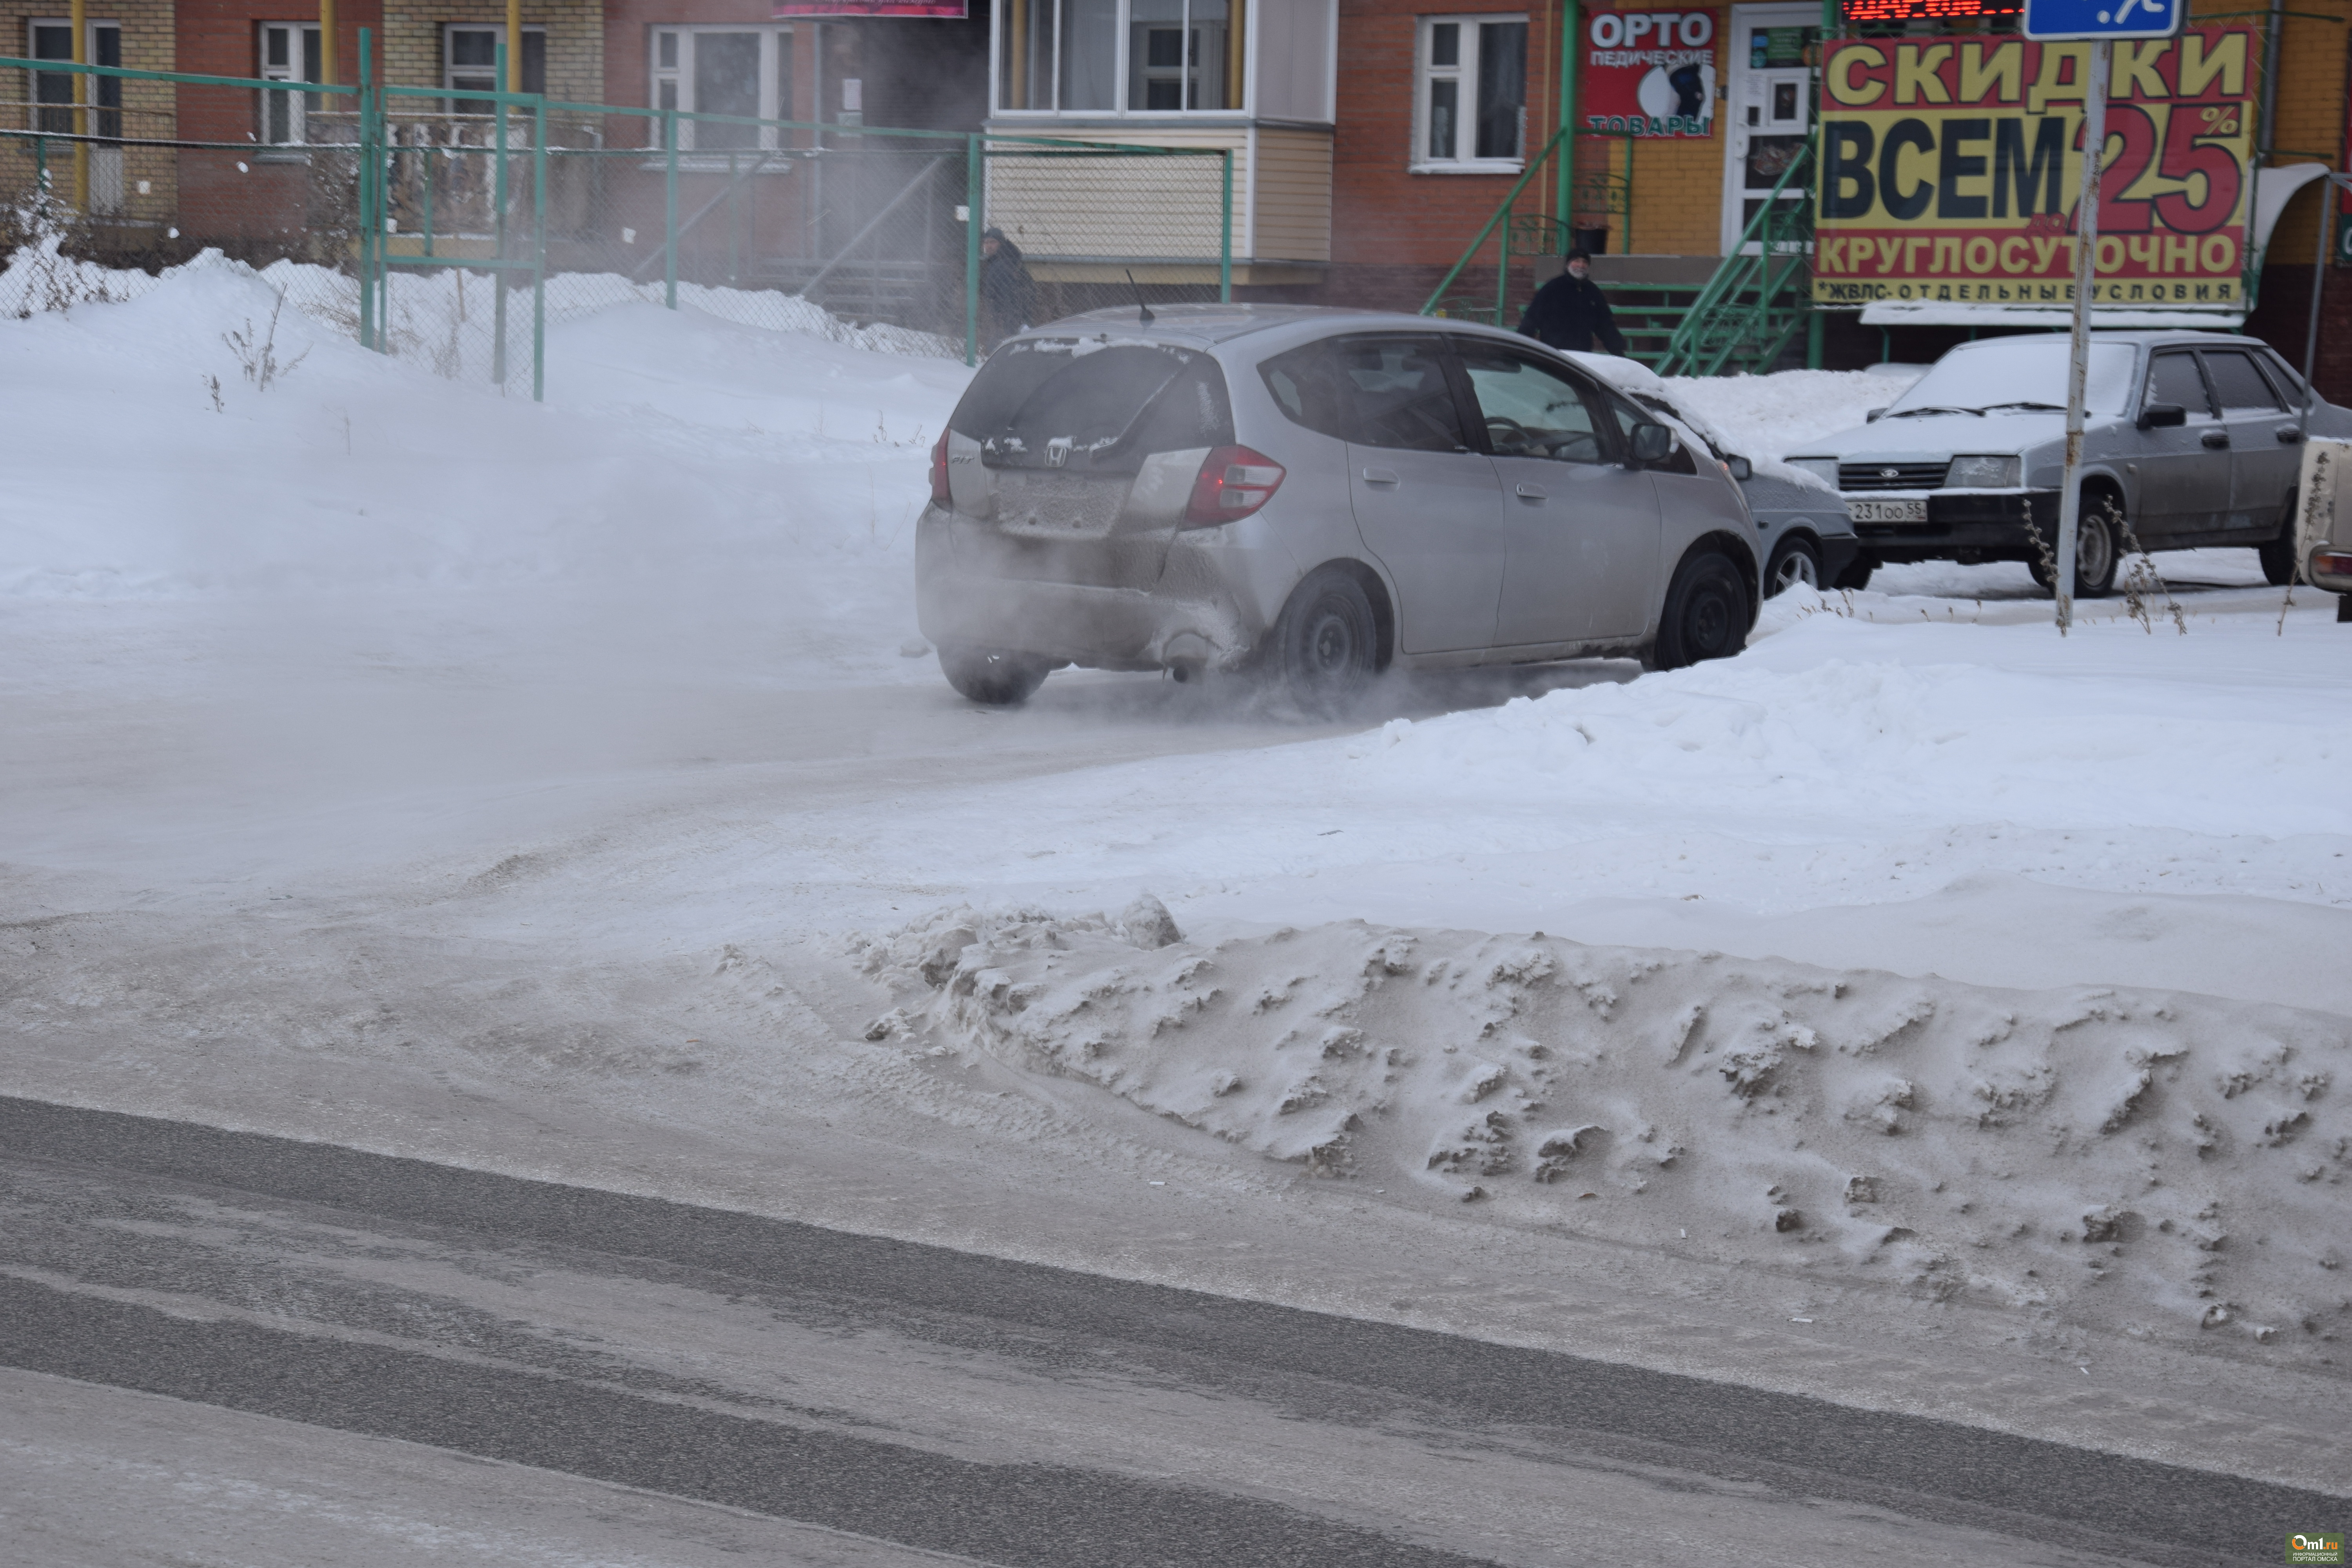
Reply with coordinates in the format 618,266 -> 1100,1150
1518,248 -> 1627,356
980,227 -> 1037,346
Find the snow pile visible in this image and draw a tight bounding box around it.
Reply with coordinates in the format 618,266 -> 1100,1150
1336,620 -> 2352,845
856,904 -> 2352,1348
0,251 -> 967,681
1663,363 -> 1925,473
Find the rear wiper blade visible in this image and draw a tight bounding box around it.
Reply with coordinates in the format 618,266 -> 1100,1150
1976,401 -> 2066,412
1886,405 -> 1984,418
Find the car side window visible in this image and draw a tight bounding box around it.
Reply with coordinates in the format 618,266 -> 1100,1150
1256,339 -> 1353,443
1604,394 -> 1699,474
1327,335 -> 1471,451
2145,351 -> 2215,417
2260,351 -> 2309,406
1451,344 -> 1610,463
2201,350 -> 2287,413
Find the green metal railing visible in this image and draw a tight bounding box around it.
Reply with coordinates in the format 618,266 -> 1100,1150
1653,134 -> 1817,378
3,47 -> 1237,393
1417,124 -> 1572,326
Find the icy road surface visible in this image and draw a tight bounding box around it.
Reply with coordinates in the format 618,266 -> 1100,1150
2,255 -> 2347,1553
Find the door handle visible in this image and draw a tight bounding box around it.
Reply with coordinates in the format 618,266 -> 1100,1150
1515,481 -> 1548,499
2278,427 -> 2305,443
1361,467 -> 1399,485
2201,430 -> 2230,449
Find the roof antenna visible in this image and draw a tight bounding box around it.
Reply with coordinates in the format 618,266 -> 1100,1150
1125,269 -> 1155,325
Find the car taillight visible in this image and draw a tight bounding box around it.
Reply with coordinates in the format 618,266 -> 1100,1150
1183,445 -> 1285,527
2314,550 -> 2352,577
930,429 -> 953,508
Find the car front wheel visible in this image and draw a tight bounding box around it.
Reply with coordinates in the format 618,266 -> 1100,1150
1648,551 -> 1750,671
2031,497 -> 2120,598
1764,535 -> 1822,597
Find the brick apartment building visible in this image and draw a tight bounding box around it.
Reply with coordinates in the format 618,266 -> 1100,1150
9,0 -> 2352,382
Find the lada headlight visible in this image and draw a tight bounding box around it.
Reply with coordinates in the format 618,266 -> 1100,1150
1945,454 -> 2022,488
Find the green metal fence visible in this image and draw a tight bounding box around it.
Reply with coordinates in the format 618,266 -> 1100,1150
1,42 -> 1237,395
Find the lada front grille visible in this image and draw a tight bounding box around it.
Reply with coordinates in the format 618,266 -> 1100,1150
1839,461 -> 1947,492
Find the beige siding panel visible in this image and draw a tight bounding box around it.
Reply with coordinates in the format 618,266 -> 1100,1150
984,123 -> 1329,267
1252,126 -> 1330,262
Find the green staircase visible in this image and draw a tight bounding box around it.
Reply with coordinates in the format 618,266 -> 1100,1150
1423,128 -> 1820,379
1650,138 -> 1817,378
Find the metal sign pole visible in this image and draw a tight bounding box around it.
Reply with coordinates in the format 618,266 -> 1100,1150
2054,39 -> 2110,635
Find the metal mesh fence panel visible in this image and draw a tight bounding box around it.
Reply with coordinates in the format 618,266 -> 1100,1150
3,51 -> 1235,390
0,58 -> 363,330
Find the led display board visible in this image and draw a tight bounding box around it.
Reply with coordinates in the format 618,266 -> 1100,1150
1841,0 -> 2024,24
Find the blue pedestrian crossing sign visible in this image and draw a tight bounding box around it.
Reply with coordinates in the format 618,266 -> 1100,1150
2024,0 -> 2182,40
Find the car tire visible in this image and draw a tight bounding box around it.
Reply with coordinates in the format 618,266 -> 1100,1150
2030,499 -> 2121,597
2259,501 -> 2300,586
2075,496 -> 2121,599
1269,566 -> 1379,715
1763,535 -> 1822,597
1833,555 -> 1876,592
938,644 -> 1050,706
1649,550 -> 1751,671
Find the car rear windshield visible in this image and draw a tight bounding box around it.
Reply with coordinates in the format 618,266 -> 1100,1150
951,338 -> 1233,470
1881,339 -> 2136,417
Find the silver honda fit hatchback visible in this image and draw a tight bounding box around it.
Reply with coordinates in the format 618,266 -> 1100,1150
916,305 -> 1761,707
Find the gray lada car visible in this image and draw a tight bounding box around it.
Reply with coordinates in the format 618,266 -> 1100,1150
916,306 -> 1761,707
1783,331 -> 2350,596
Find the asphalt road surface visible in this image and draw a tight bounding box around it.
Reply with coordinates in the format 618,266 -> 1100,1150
1,1094 -> 2339,1568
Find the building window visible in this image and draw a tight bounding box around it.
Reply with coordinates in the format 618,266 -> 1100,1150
1415,15 -> 1525,170
29,20 -> 120,139
998,0 -> 1243,113
446,24 -> 546,113
647,26 -> 794,149
259,23 -> 321,144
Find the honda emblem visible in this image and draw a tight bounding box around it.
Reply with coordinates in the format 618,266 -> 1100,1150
1047,437 -> 1072,468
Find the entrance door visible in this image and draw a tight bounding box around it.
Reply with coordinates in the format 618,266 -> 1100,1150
1720,5 -> 1818,255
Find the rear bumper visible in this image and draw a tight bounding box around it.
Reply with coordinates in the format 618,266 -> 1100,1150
1846,490 -> 2061,564
914,506 -> 1270,671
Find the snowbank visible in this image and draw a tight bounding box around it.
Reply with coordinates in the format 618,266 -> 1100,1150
0,252 -> 968,682
857,903 -> 2352,1350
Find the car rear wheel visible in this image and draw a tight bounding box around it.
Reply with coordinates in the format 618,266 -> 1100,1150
1269,567 -> 1378,714
1764,535 -> 1822,597
2259,501 -> 2300,586
1648,551 -> 1750,671
938,644 -> 1050,706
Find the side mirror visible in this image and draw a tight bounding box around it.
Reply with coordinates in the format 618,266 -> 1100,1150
1865,407 -> 1887,423
1724,454 -> 1753,481
2137,403 -> 2187,430
1630,421 -> 1674,465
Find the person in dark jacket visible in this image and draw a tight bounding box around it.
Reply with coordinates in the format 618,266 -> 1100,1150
980,227 -> 1037,346
1518,249 -> 1627,356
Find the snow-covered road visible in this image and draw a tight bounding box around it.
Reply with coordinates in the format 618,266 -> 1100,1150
4,254 -> 2348,1533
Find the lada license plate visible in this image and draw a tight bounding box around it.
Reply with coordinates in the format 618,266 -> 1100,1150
1849,498 -> 1927,523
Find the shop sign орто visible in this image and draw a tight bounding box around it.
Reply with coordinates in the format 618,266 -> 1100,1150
1812,28 -> 2252,307
1583,9 -> 1717,136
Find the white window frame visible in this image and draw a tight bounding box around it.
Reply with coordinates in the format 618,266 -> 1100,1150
1412,13 -> 1526,174
990,0 -> 1251,118
258,22 -> 321,145
444,22 -> 547,111
647,25 -> 794,151
27,19 -> 121,131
